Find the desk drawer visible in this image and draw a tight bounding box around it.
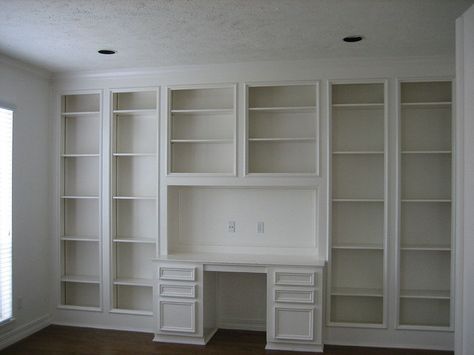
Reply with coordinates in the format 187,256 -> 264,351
274,288 -> 315,304
159,266 -> 196,281
160,284 -> 196,299
274,270 -> 316,287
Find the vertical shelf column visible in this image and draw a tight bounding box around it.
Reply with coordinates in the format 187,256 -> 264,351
168,85 -> 236,175
398,80 -> 453,330
111,89 -> 159,315
245,83 -> 319,175
59,92 -> 102,310
328,82 -> 387,327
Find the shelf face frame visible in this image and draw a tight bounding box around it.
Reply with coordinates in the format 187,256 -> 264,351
244,81 -> 320,176
166,83 -> 237,176
58,90 -> 103,311
396,78 -> 454,331
327,79 -> 388,329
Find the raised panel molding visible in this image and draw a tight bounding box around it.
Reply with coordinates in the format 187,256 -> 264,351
159,267 -> 196,281
274,306 -> 315,341
159,300 -> 196,333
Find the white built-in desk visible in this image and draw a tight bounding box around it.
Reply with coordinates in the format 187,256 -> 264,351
153,253 -> 325,353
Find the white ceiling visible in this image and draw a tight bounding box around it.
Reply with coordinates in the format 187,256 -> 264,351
0,0 -> 472,73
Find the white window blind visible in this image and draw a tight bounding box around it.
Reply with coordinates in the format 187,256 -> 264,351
0,107 -> 12,324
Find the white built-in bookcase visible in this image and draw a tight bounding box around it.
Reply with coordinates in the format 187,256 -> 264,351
59,92 -> 102,310
245,82 -> 319,175
110,89 -> 159,315
397,80 -> 453,330
328,81 -> 388,327
167,84 -> 237,175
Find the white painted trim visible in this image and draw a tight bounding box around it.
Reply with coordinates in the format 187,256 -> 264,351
52,320 -> 152,334
325,340 -> 453,352
0,314 -> 51,350
153,333 -> 206,345
265,342 -> 323,352
51,55 -> 454,81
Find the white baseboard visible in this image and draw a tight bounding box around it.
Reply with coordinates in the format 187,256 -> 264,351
0,314 -> 51,350
217,318 -> 266,332
324,340 -> 453,352
51,320 -> 153,334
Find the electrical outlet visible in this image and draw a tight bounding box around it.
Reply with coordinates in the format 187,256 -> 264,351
257,221 -> 264,234
228,221 -> 236,233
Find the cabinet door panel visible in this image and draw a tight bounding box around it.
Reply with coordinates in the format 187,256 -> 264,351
159,300 -> 196,333
274,306 -> 315,341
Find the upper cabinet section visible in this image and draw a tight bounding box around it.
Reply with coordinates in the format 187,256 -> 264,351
167,85 -> 237,176
246,83 -> 319,176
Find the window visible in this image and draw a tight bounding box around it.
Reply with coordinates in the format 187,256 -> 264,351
0,107 -> 12,324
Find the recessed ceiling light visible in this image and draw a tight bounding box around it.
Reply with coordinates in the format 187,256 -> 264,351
98,49 -> 116,55
343,36 -> 363,43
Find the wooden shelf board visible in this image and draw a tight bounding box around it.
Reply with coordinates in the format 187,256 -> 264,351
109,308 -> 153,316
170,139 -> 233,144
400,244 -> 451,252
401,199 -> 451,203
249,137 -> 316,142
112,196 -> 156,200
61,196 -> 99,200
332,103 -> 384,109
401,102 -> 451,108
401,151 -> 452,154
248,106 -> 316,113
113,278 -> 153,287
331,287 -> 383,298
61,236 -> 99,242
112,153 -> 156,157
61,111 -> 100,116
61,275 -> 100,284
57,305 -> 101,312
332,243 -> 384,250
171,108 -> 233,115
61,154 -> 100,157
113,238 -> 156,244
400,289 -> 450,300
332,199 -> 384,203
113,109 -> 156,115
332,151 -> 384,155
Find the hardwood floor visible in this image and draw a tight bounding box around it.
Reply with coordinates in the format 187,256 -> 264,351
1,325 -> 453,355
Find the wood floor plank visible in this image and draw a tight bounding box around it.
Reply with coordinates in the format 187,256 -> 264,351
0,325 -> 454,355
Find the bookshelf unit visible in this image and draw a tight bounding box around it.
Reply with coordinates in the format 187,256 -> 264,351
328,82 -> 387,327
398,80 -> 453,330
59,92 -> 102,310
246,83 -> 319,175
167,85 -> 236,175
111,89 -> 159,315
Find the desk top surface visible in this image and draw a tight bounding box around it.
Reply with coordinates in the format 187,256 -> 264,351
154,252 -> 325,267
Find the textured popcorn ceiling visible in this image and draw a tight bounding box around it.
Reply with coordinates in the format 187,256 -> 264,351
0,0 -> 472,73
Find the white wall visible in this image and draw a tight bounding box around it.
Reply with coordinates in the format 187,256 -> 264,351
455,5 -> 474,355
0,56 -> 52,348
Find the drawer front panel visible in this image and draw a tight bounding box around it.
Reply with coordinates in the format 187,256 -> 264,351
159,266 -> 196,281
274,306 -> 315,341
159,300 -> 196,333
274,271 -> 316,287
160,284 -> 196,298
274,289 -> 315,304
